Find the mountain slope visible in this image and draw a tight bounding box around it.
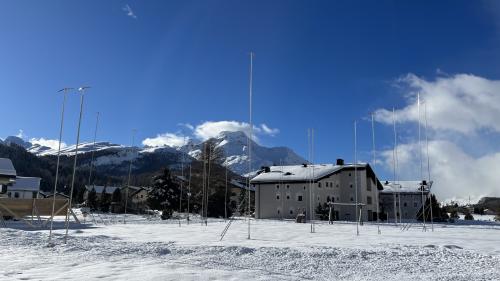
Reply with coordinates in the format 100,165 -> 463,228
9,130 -> 306,176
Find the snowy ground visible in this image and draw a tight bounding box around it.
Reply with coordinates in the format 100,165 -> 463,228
1,213 -> 499,281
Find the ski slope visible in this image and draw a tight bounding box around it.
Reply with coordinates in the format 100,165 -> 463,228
1,214 -> 499,280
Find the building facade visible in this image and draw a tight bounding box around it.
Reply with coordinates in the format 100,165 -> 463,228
4,176 -> 41,199
251,160 -> 382,222
379,180 -> 431,221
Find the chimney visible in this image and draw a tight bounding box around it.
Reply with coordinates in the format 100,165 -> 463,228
336,158 -> 344,166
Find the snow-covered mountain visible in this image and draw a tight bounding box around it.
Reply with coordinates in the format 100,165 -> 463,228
4,131 -> 306,176
200,131 -> 307,175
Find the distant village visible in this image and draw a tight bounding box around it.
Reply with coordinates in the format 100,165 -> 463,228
2,155 -> 499,225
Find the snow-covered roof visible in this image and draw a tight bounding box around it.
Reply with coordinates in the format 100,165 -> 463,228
380,180 -> 432,193
250,163 -> 368,183
8,177 -> 41,192
0,158 -> 16,178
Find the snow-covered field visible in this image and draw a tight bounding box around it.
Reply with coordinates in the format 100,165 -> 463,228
1,213 -> 499,281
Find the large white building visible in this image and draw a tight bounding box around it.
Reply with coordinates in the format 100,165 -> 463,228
250,159 -> 383,222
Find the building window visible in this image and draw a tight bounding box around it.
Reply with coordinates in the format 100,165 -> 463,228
276,194 -> 280,200
276,185 -> 280,190
303,186 -> 306,190
297,195 -> 303,202
318,182 -> 321,188
327,196 -> 331,202
330,182 -> 334,188
325,182 -> 328,187
277,209 -> 280,214
287,195 -> 290,200
286,185 -> 290,189
367,196 -> 372,205
350,184 -> 353,188
367,181 -> 372,191
290,209 -> 293,215
403,202 -> 407,207
348,173 -> 351,177
350,197 -> 354,202
14,192 -> 20,198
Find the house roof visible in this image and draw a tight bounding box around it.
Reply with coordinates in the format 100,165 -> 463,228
8,176 -> 41,192
0,158 -> 16,178
380,180 -> 432,194
250,163 -> 383,190
39,191 -> 69,199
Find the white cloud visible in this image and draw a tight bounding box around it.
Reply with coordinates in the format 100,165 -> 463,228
16,129 -> 25,139
375,73 -> 500,135
261,124 -> 280,136
379,140 -> 500,203
30,138 -> 67,150
193,121 -> 279,141
375,73 -> 500,202
122,4 -> 137,19
142,133 -> 188,148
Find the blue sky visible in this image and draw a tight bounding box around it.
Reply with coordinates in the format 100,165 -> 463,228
2,1 -> 500,200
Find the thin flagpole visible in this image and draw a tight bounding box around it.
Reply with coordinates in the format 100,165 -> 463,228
64,86 -> 88,243
392,108 -> 398,225
311,129 -> 315,233
88,112 -> 100,187
424,102 -> 433,231
225,160 -> 228,220
187,163 -> 191,224
354,121 -> 359,236
371,113 -> 381,234
124,129 -> 136,224
247,52 -> 254,240
418,94 -> 427,231
48,88 -> 71,244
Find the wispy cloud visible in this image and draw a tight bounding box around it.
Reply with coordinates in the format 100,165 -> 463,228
30,138 -> 66,150
122,4 -> 137,19
142,133 -> 189,148
374,72 -> 500,202
16,129 -> 25,139
142,120 -> 280,148
194,120 -> 279,141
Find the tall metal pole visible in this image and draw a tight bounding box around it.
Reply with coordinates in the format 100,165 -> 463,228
392,108 -> 398,225
354,121 -> 359,236
418,94 -> 427,231
225,162 -> 228,220
124,129 -> 136,224
179,137 -> 185,219
371,113 -> 381,234
87,112 -> 100,187
187,163 -> 191,224
247,52 -> 254,240
64,86 -> 88,243
424,101 -> 433,231
48,87 -> 72,244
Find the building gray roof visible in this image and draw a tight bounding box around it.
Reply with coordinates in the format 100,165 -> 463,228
0,158 -> 16,178
380,180 -> 432,194
8,177 -> 41,192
